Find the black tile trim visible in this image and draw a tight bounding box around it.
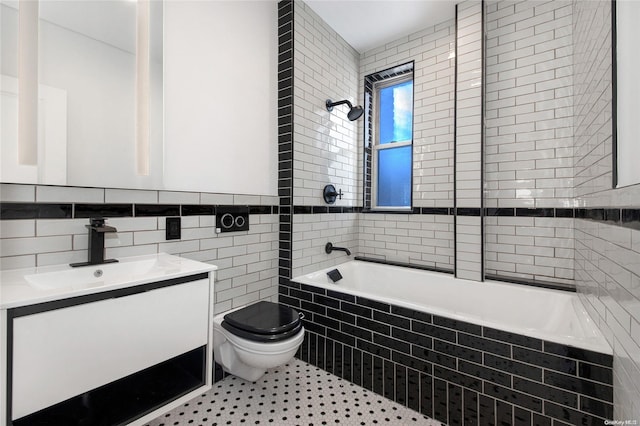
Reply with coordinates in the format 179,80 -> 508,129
4,201 -> 637,231
354,256 -> 454,275
0,202 -> 72,219
134,204 -> 180,217
456,207 -> 481,216
278,0 -> 294,283
453,3 -> 459,279
480,0 -> 485,283
0,202 -> 278,220
76,204 -> 133,218
182,205 -> 215,216
485,274 -> 576,292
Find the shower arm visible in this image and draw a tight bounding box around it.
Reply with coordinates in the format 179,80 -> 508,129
326,99 -> 353,111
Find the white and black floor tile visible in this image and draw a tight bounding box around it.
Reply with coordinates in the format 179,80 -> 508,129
146,359 -> 442,426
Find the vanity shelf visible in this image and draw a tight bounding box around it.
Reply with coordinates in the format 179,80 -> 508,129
0,254 -> 217,426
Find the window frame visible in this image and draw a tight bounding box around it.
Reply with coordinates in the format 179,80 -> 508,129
612,0 -> 640,189
371,73 -> 414,210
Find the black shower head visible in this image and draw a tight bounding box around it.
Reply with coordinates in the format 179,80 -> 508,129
347,105 -> 364,121
326,99 -> 364,121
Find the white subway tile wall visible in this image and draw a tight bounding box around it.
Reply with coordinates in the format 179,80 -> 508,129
291,213 -> 358,277
359,17 -> 455,208
573,0 -> 640,419
484,0 -> 575,285
455,1 -> 484,208
454,1 -> 483,282
485,0 -> 574,209
484,216 -> 574,286
0,184 -> 280,316
292,2 -> 360,207
358,214 -> 454,271
573,0 -> 611,200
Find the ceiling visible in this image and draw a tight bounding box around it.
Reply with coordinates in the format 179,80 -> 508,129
304,0 -> 457,53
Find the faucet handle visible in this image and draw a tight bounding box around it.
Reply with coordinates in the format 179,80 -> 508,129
90,217 -> 106,227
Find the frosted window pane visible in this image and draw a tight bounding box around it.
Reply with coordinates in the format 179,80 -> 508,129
377,146 -> 411,207
379,80 -> 413,145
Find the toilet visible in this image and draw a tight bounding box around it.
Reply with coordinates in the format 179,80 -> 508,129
213,301 -> 305,382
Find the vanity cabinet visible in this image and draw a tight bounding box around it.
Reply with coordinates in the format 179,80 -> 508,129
1,270 -> 215,426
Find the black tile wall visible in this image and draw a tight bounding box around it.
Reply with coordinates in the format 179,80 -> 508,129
277,0 -> 294,284
279,282 -> 613,425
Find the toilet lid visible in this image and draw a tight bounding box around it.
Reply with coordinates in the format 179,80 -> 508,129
223,301 -> 301,336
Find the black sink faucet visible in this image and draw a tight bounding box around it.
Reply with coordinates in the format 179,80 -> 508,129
70,217 -> 119,267
325,242 -> 351,256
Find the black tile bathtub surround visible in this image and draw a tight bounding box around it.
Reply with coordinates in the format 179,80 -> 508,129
0,202 -> 278,220
279,281 -> 613,425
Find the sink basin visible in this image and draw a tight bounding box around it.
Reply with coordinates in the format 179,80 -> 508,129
1,253 -> 217,310
24,259 -> 163,290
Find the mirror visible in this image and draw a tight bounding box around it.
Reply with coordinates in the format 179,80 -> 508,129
0,0 -> 163,189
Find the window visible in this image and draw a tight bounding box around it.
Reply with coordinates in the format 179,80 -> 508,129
368,70 -> 414,209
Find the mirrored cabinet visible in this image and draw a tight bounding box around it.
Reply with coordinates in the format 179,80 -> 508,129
0,0 -> 163,189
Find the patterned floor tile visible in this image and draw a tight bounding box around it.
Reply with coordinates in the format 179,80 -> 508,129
146,359 -> 442,426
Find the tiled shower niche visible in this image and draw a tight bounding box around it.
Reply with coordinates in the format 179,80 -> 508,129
279,281 -> 613,425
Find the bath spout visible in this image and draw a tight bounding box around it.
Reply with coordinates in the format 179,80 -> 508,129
325,242 -> 351,256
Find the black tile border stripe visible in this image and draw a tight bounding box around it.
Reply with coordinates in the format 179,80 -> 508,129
3,201 -> 639,231
0,203 -> 73,220
0,202 -> 279,220
283,205 -> 640,231
485,274 -> 576,292
354,256 -> 454,275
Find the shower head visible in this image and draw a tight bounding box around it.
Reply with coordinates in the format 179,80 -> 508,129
326,99 -> 364,121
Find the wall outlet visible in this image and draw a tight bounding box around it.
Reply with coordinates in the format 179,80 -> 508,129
166,217 -> 181,240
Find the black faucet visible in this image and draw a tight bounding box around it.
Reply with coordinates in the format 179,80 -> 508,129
70,218 -> 118,267
325,242 -> 351,256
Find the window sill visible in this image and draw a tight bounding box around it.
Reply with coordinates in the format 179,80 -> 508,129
362,207 -> 416,214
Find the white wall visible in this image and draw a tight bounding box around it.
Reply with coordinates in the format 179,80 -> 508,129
484,0 -> 575,286
164,0 -> 278,196
573,0 -> 640,418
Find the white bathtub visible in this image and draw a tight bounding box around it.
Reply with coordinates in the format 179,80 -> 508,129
292,260 -> 611,354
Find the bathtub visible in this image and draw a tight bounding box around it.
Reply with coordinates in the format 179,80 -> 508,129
287,260 -> 613,423
292,260 -> 611,355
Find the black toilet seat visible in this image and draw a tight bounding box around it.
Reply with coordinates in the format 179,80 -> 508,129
221,301 -> 303,343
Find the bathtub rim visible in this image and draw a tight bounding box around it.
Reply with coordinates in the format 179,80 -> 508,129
290,260 -> 612,356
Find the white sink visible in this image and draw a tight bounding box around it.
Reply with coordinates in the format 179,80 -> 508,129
24,258 -> 163,290
1,253 -> 217,309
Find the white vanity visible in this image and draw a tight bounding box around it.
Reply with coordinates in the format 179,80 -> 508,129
0,253 -> 216,426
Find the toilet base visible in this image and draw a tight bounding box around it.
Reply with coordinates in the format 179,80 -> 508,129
214,339 -> 269,382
